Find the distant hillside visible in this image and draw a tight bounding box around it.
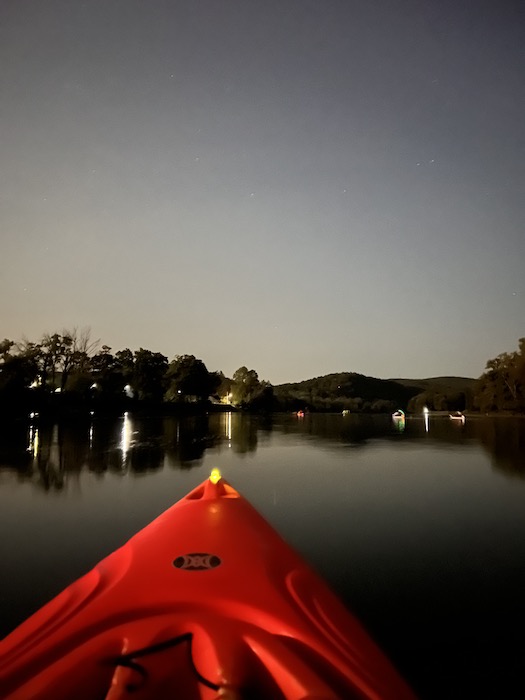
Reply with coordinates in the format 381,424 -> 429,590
391,376 -> 476,392
274,372 -> 418,413
391,376 -> 476,412
273,373 -> 475,413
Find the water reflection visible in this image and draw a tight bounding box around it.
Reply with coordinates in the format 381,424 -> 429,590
423,406 -> 429,433
225,411 -> 232,442
473,417 -> 525,479
1,413 -> 524,489
27,423 -> 39,456
2,412 -> 524,700
22,422 -> 78,490
163,414 -> 215,466
120,412 -> 133,464
229,413 -> 258,454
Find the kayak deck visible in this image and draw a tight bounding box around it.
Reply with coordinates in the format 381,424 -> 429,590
0,470 -> 416,699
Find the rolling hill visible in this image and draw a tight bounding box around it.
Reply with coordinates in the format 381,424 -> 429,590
273,372 -> 475,413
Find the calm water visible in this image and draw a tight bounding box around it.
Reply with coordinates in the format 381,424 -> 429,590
1,412 -> 525,698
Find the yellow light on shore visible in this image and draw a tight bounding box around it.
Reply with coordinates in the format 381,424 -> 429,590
209,468 -> 222,485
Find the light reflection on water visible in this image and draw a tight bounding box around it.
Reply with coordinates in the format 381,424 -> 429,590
1,412 -> 525,698
120,412 -> 133,467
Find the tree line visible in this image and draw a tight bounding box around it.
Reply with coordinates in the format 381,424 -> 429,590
0,329 -> 273,415
1,330 -> 523,416
400,339 -> 525,414
473,338 -> 525,413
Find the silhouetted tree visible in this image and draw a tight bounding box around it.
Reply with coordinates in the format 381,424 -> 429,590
231,366 -> 260,405
230,367 -> 273,409
133,349 -> 168,401
475,339 -> 525,412
0,339 -> 15,359
58,328 -> 98,391
89,346 -> 119,395
215,372 -> 233,402
0,343 -> 39,394
114,349 -> 135,387
165,355 -> 217,401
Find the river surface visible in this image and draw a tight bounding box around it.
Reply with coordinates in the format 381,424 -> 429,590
1,411 -> 525,698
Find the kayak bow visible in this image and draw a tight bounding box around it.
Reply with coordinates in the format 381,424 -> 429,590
0,469 -> 416,699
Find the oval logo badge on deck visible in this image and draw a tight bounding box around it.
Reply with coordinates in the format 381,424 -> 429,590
173,553 -> 221,571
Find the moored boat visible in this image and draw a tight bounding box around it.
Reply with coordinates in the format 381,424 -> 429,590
0,469 -> 417,699
392,410 -> 406,432
449,412 -> 465,424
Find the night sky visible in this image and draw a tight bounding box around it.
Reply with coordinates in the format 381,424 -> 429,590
1,0 -> 524,384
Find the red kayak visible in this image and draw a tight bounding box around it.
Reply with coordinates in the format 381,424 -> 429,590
0,469 -> 416,699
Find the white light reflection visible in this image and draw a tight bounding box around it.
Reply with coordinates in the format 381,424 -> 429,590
219,412 -> 233,446
27,425 -> 40,455
120,412 -> 133,462
89,411 -> 95,448
423,406 -> 429,433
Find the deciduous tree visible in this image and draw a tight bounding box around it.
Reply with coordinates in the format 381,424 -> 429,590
475,339 -> 525,412
165,355 -> 216,401
133,349 -> 168,401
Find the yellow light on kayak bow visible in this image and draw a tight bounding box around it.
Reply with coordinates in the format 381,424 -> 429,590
209,468 -> 222,485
